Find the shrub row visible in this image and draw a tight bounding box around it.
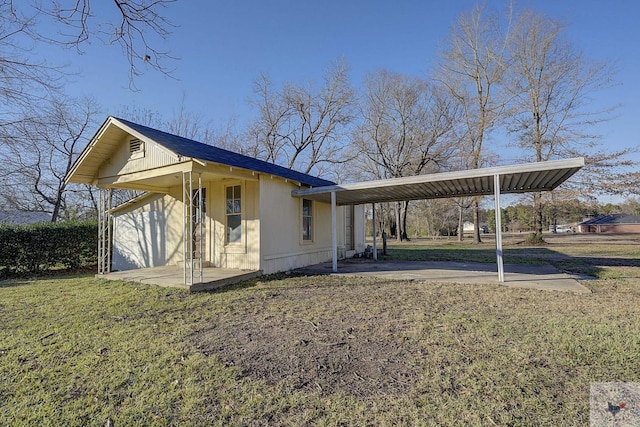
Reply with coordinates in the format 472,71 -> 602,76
0,221 -> 97,274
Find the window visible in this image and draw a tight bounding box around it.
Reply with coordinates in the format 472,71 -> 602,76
302,199 -> 313,241
226,185 -> 241,243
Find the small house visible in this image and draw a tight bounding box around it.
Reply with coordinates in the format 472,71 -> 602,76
577,214 -> 640,233
65,117 -> 365,289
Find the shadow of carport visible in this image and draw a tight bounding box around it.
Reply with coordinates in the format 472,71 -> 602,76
295,259 -> 592,293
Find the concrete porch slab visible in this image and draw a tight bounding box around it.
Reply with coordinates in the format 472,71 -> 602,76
295,259 -> 592,293
99,266 -> 261,291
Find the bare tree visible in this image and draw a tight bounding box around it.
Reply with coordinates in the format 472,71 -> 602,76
246,59 -> 355,175
352,69 -> 458,240
0,0 -> 176,110
36,0 -> 176,86
437,3 -> 510,243
506,9 -> 634,238
0,96 -> 100,221
0,1 -> 64,126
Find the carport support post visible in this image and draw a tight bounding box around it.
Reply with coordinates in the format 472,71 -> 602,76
494,174 -> 505,282
331,191 -> 338,273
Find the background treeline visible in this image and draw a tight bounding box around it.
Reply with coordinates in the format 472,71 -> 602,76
375,195 -> 640,238
0,2 -> 638,242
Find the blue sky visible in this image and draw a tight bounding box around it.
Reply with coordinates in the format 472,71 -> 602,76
53,0 -> 639,167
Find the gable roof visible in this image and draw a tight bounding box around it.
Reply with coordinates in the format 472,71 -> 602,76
66,116 -> 335,188
578,214 -> 640,226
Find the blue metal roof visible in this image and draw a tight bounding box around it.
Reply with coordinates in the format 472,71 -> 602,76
115,117 -> 335,188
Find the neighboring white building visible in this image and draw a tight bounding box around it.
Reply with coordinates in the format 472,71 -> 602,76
462,221 -> 488,234
65,116 -> 365,289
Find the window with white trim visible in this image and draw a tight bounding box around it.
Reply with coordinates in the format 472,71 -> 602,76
302,199 -> 313,241
226,185 -> 241,244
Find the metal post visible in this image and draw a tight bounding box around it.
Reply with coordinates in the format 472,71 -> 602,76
107,189 -> 112,273
372,203 -> 377,260
97,189 -> 103,275
97,188 -> 112,275
198,173 -> 203,284
188,173 -> 193,286
494,174 -> 505,282
182,172 -> 187,286
183,171 -> 194,287
331,191 -> 337,273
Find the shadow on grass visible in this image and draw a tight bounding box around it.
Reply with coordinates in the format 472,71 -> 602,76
201,271 -> 301,294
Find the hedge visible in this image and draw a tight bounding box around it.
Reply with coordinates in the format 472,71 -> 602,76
0,221 -> 97,275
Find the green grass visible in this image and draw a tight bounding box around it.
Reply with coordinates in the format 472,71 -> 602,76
1,236 -> 640,425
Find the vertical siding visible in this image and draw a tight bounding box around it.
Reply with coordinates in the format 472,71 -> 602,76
98,138 -> 179,179
112,192 -> 183,270
259,176 -> 344,274
354,204 -> 366,253
208,179 -> 261,271
111,168 -> 365,274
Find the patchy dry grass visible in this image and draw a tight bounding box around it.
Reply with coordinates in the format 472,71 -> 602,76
1,234 -> 639,425
383,233 -> 640,279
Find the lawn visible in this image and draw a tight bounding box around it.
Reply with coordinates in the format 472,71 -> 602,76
1,234 -> 640,426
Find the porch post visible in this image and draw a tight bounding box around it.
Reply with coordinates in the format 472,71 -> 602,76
107,189 -> 112,273
183,171 -> 194,287
372,203 -> 377,260
97,188 -> 112,275
331,191 -> 337,273
494,174 -> 505,282
198,173 -> 203,284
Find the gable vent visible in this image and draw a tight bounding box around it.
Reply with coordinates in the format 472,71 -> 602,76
129,139 -> 145,159
130,139 -> 142,153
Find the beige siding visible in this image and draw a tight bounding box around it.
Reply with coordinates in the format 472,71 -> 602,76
353,204 -> 366,253
111,171 -> 365,275
259,176 -> 339,274
207,179 -> 261,271
112,192 -> 183,270
98,137 -> 179,179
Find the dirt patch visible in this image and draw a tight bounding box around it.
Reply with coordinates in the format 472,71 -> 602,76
192,279 -> 429,397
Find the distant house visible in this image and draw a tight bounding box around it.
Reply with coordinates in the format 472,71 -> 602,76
0,211 -> 50,225
462,221 -> 474,233
463,221 -> 488,234
65,116 -> 365,289
577,214 -> 640,233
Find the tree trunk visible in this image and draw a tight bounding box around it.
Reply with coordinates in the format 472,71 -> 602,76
533,191 -> 544,238
458,204 -> 464,242
396,202 -> 402,242
401,200 -> 410,241
473,199 -> 482,243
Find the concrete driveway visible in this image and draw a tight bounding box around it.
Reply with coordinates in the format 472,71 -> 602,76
295,259 -> 592,293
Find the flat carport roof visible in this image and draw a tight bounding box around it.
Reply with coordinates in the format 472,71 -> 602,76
293,158 -> 585,282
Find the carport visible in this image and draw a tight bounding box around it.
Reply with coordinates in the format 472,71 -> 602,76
293,158 -> 585,282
